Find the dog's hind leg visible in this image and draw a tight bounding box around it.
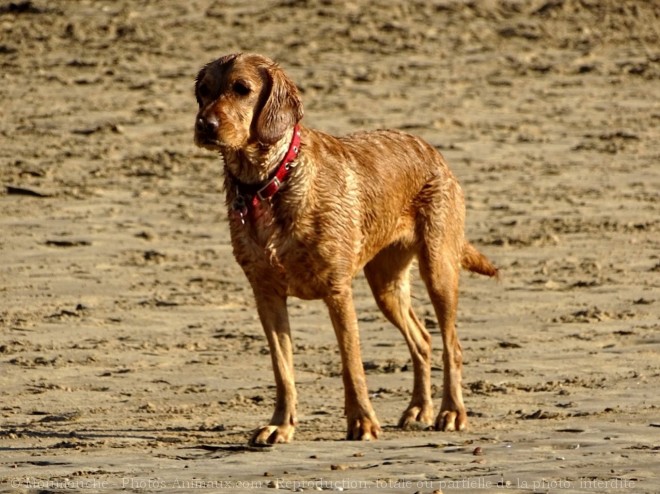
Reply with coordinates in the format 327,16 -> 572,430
416,175 -> 469,432
364,244 -> 434,429
419,249 -> 467,432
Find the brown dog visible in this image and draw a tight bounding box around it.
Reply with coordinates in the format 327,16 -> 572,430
194,53 -> 497,445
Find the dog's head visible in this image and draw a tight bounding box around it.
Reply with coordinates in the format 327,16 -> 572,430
194,53 -> 303,153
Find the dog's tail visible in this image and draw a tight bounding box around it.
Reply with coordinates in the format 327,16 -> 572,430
461,241 -> 498,278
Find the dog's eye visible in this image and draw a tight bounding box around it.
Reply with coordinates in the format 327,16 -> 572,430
232,81 -> 251,96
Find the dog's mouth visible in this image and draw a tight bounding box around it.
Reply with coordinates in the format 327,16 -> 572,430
195,125 -> 232,151
194,132 -> 223,150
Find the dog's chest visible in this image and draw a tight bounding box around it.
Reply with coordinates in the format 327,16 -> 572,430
230,211 -> 332,299
230,211 -> 322,299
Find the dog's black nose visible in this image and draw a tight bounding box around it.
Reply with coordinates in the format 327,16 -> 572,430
196,115 -> 218,136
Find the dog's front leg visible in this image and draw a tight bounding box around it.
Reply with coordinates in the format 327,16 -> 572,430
325,289 -> 381,440
249,288 -> 297,445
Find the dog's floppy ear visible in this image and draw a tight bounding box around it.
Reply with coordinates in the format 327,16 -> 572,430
254,63 -> 303,145
194,66 -> 208,106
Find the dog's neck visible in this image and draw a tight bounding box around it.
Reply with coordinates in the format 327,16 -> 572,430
221,127 -> 295,185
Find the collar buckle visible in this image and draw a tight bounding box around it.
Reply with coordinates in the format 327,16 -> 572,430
256,176 -> 281,201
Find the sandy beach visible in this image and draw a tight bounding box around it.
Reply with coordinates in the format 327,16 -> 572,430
1,0 -> 658,492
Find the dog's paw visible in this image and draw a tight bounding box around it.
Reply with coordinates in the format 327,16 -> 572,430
346,414 -> 381,441
434,409 -> 468,432
249,424 -> 295,446
398,404 -> 435,430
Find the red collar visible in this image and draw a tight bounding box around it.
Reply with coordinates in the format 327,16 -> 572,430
231,124 -> 301,224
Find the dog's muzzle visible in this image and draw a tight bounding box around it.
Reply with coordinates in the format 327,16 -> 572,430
195,115 -> 220,146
